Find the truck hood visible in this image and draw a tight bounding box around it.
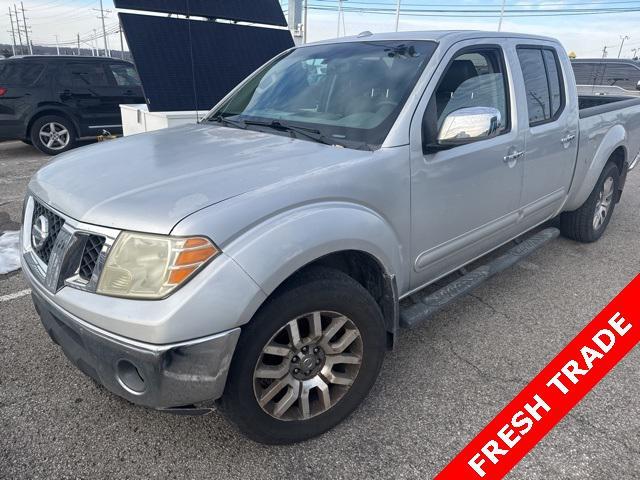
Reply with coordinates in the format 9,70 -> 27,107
30,124 -> 373,234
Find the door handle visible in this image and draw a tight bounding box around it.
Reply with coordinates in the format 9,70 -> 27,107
504,151 -> 525,162
561,133 -> 576,144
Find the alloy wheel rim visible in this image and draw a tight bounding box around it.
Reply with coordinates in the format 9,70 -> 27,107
253,311 -> 363,421
39,122 -> 70,151
593,176 -> 614,231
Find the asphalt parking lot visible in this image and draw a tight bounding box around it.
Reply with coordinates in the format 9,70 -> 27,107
1,139 -> 639,479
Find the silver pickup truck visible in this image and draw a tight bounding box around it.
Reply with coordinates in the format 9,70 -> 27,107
21,31 -> 640,444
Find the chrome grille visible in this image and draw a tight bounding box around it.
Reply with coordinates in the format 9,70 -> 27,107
24,195 -> 119,294
78,235 -> 106,282
32,201 -> 64,264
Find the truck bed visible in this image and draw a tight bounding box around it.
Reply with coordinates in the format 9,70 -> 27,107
578,94 -> 640,118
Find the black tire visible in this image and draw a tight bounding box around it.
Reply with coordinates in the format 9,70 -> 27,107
560,162 -> 620,243
221,267 -> 386,444
30,115 -> 77,156
21,139 -> 32,145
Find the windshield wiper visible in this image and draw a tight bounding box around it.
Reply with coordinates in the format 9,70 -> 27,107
242,119 -> 336,147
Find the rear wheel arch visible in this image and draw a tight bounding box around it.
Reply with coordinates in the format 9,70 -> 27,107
26,108 -> 80,140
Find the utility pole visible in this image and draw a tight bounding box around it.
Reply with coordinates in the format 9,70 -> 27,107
14,5 -> 23,55
77,33 -> 81,55
55,35 -> 60,55
8,8 -> 17,56
303,0 -> 308,44
601,46 -> 608,58
96,0 -> 110,57
497,0 -> 506,32
394,0 -> 401,32
618,35 -> 630,58
119,22 -> 125,59
337,0 -> 342,37
20,2 -> 32,55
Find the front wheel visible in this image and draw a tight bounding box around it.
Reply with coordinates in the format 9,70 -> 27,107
560,162 -> 620,243
30,115 -> 77,155
221,267 -> 386,444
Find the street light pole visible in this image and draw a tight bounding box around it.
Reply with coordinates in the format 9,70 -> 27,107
394,0 -> 401,32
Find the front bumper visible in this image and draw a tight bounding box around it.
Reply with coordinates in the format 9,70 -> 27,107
30,285 -> 240,409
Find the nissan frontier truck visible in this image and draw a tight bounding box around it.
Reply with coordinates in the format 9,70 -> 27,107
21,31 -> 640,444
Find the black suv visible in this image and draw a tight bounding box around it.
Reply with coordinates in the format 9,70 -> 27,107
0,56 -> 144,155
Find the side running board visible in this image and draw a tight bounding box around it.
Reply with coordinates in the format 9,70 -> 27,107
400,227 -> 560,329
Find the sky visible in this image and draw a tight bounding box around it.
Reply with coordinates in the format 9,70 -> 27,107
1,0 -> 639,58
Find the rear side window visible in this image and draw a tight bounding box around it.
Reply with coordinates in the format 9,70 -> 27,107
0,63 -> 44,86
59,63 -> 110,87
600,63 -> 640,90
109,63 -> 141,87
572,62 -> 604,86
517,47 -> 564,125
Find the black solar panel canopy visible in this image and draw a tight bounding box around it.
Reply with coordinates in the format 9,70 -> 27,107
120,13 -> 294,112
114,0 -> 287,27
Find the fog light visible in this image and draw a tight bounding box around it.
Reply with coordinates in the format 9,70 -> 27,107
116,359 -> 145,394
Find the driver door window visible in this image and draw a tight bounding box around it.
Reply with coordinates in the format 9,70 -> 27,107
432,49 -> 510,135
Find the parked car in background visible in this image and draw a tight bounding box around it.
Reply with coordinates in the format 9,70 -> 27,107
572,58 -> 640,97
21,31 -> 640,444
0,55 -> 144,155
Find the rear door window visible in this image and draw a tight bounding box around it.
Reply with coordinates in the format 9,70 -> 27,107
108,63 -> 141,87
59,63 -> 111,87
542,49 -> 563,117
517,49 -> 549,124
0,62 -> 45,86
517,47 -> 565,125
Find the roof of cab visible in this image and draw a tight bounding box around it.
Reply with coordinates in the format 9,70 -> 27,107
304,30 -> 559,47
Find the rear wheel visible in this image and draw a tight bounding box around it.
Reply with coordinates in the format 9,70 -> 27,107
560,162 -> 619,243
30,115 -> 77,155
221,267 -> 386,444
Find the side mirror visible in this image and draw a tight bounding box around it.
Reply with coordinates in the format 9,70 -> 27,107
437,107 -> 502,147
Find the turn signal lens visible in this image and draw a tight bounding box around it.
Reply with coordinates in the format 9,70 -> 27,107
97,232 -> 219,299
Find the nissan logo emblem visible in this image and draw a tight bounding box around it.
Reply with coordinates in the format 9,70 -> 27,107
32,215 -> 50,250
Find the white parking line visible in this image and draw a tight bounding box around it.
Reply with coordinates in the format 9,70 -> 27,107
0,289 -> 31,303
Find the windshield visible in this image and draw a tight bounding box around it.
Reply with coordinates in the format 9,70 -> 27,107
208,40 -> 438,150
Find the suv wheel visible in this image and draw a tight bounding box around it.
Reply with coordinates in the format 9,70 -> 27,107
560,161 -> 620,243
221,267 -> 386,444
30,115 -> 77,155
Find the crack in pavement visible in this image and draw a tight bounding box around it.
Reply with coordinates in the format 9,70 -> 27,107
567,411 -> 640,456
440,333 -> 529,386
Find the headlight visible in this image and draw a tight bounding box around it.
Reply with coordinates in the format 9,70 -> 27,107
97,232 -> 219,299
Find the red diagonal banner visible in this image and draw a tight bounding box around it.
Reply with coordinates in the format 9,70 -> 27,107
435,274 -> 640,480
